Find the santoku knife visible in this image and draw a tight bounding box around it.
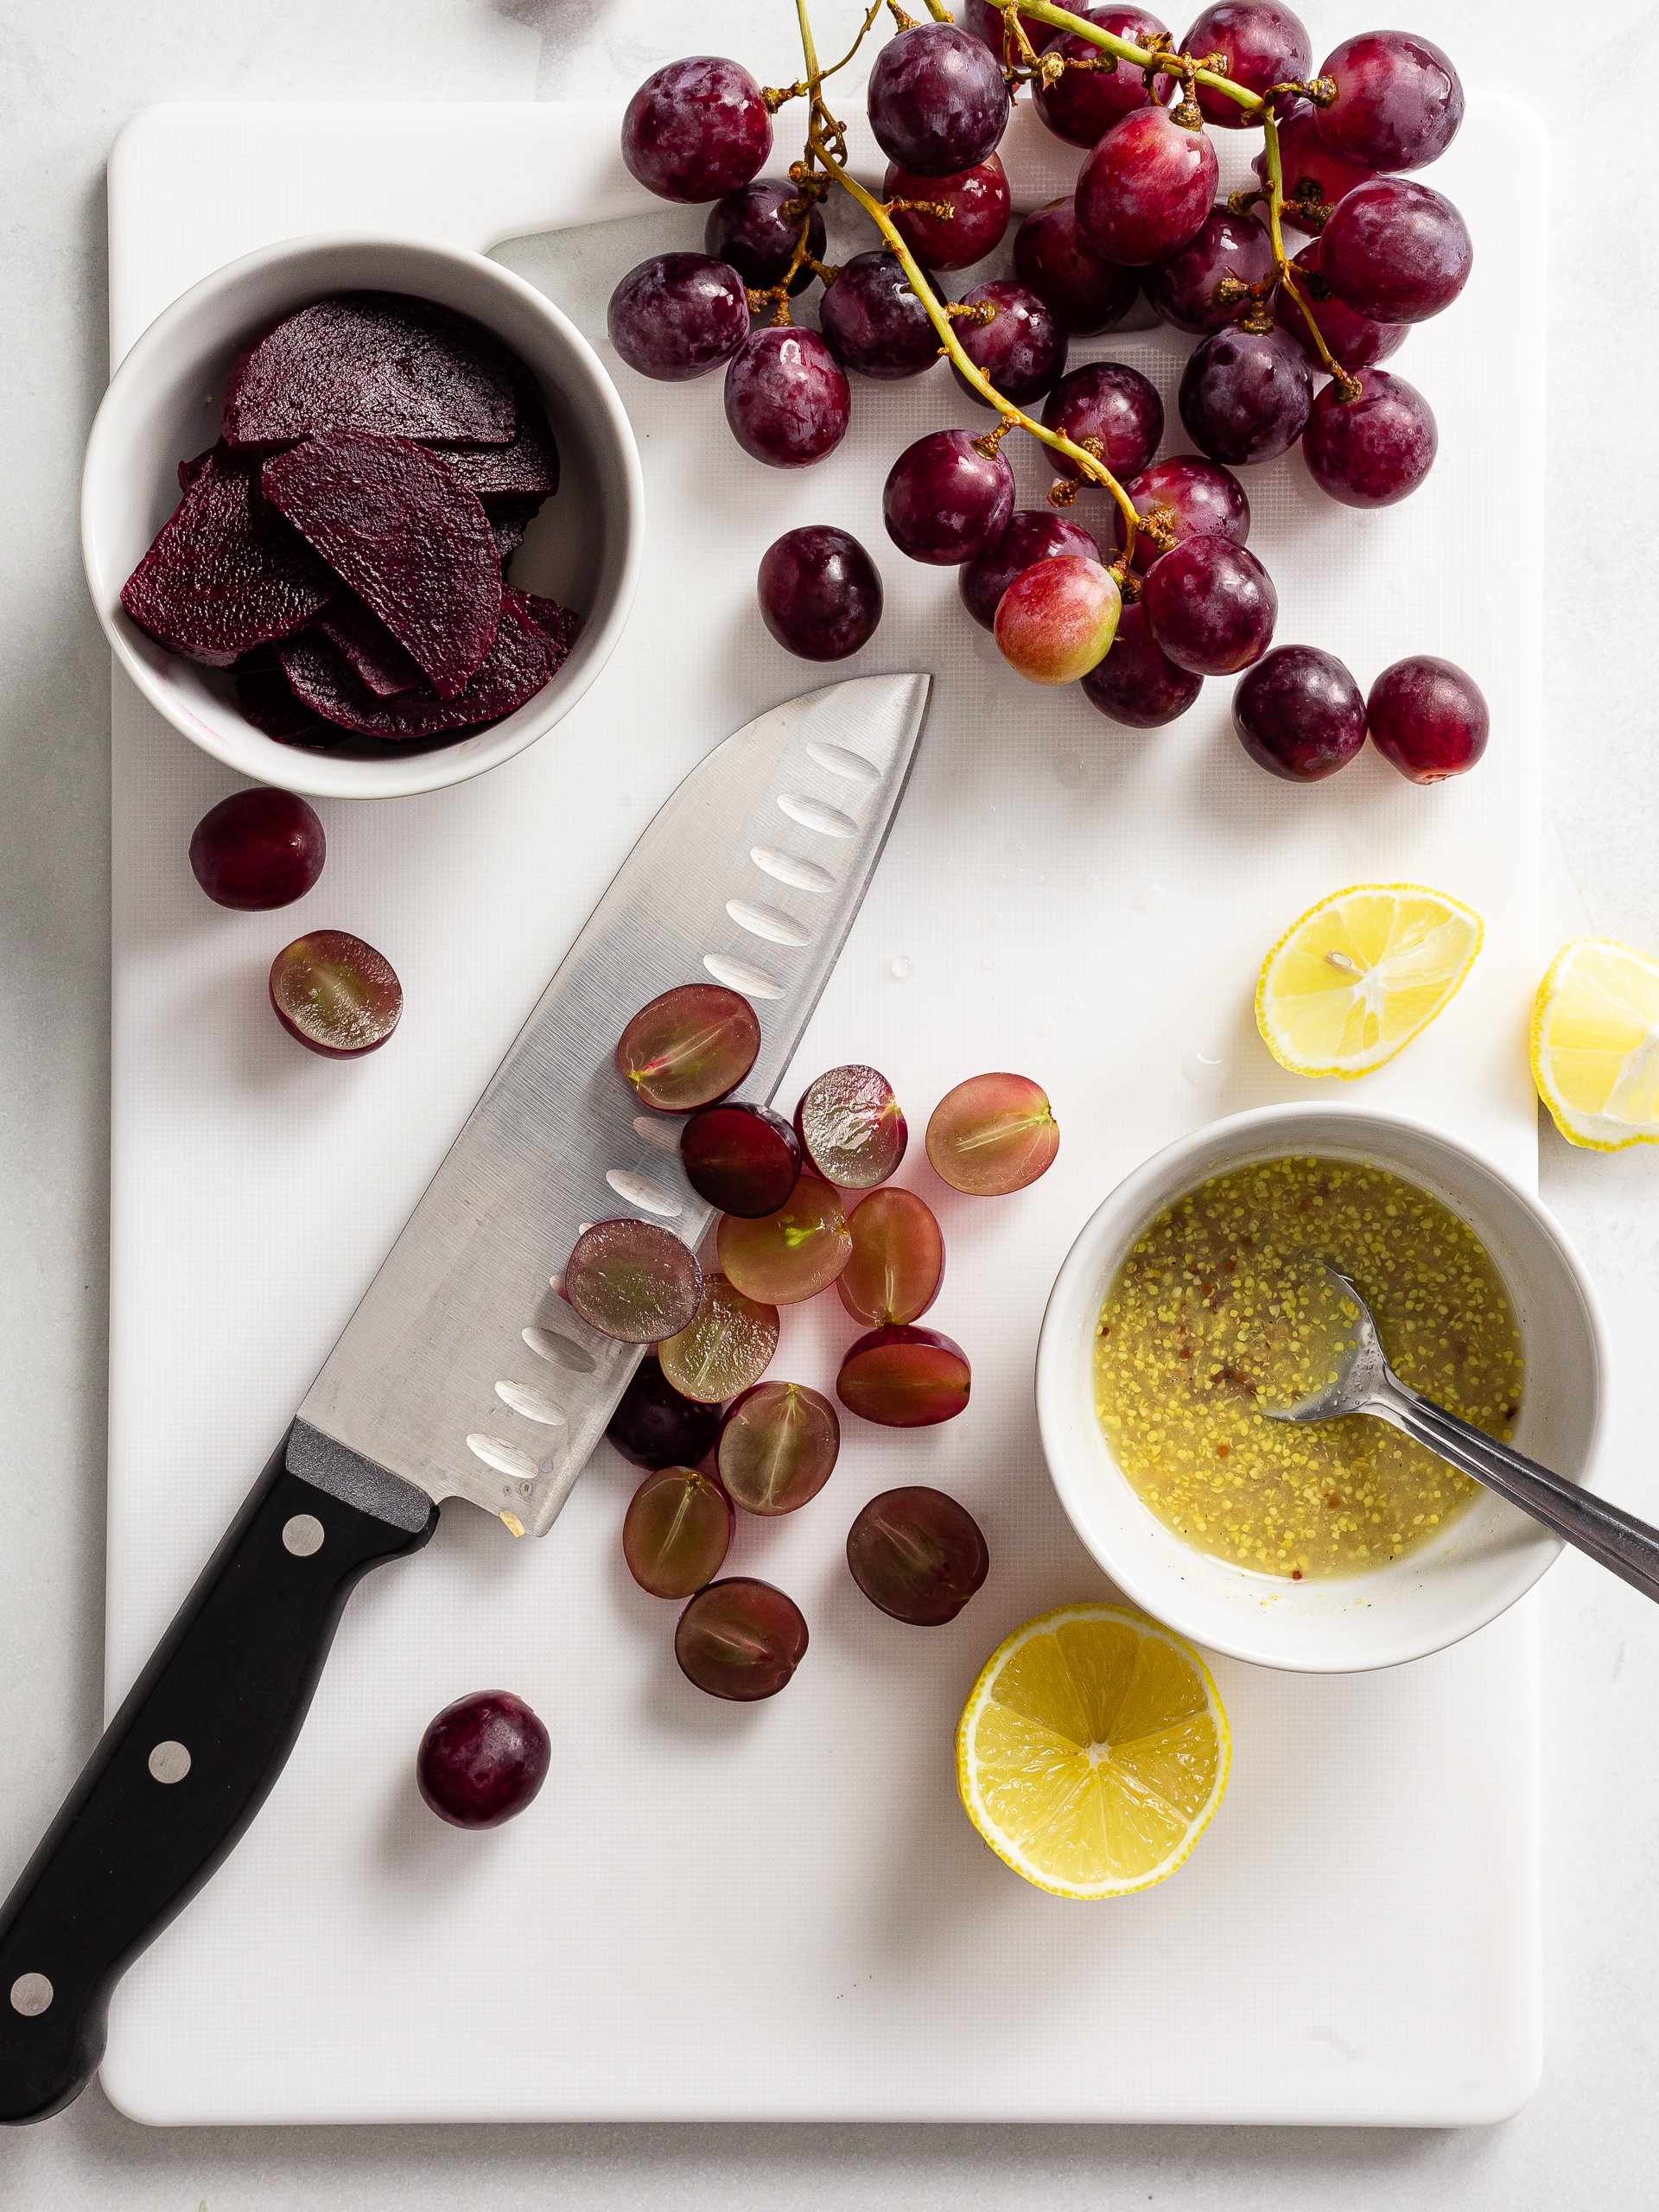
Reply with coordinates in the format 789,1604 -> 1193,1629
0,670 -> 931,2124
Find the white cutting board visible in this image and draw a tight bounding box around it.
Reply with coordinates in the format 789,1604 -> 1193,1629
104,96 -> 1547,2126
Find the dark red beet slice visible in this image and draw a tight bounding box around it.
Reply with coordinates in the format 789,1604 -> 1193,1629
261,433 -> 502,699
221,292 -> 518,450
508,588 -> 580,672
233,645 -> 345,747
490,498 -> 544,563
319,594 -> 425,697
178,447 -> 214,493
120,443 -> 337,668
431,375 -> 559,499
277,598 -> 550,740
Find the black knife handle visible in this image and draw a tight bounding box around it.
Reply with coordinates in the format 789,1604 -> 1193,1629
0,1426 -> 436,2124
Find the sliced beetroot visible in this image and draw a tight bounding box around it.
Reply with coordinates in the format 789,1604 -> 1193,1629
507,588 -> 580,672
277,598 -> 550,740
432,374 -> 559,499
177,447 -> 214,493
233,645 -> 345,747
120,443 -> 338,668
490,498 -> 544,563
261,432 -> 502,699
221,292 -> 518,450
319,594 -> 425,697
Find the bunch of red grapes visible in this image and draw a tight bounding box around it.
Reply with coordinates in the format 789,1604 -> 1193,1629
607,4 -> 1486,785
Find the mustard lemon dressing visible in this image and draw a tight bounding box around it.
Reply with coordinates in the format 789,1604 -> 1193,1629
1092,1156 -> 1524,1580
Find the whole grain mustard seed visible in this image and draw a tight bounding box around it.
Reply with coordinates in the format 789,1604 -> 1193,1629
1092,1156 -> 1523,1580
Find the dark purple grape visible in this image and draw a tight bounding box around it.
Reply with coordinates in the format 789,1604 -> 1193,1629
607,253 -> 751,383
681,1100 -> 801,1217
1042,360 -> 1163,484
838,1325 -> 971,1428
959,509 -> 1098,631
704,178 -> 826,295
1274,235 -> 1407,370
607,1354 -> 722,1471
758,526 -> 883,662
1320,177 -> 1471,325
1315,31 -> 1464,173
1141,537 -> 1276,676
676,1579 -> 808,1700
882,429 -> 1014,566
1178,324 -> 1312,465
1301,369 -> 1437,508
1076,105 -> 1218,268
416,1691 -> 550,1829
950,282 -> 1067,409
190,787 -> 324,910
1080,601 -> 1204,728
1115,453 -> 1249,576
962,0 -> 1038,64
1032,5 -> 1173,147
1014,200 -> 1141,336
621,57 -> 772,204
1183,3 -> 1312,127
846,1486 -> 988,1625
623,1465 -> 734,1599
1255,104 -> 1375,232
564,1218 -> 702,1344
794,1064 -> 908,1186
724,327 -> 849,467
883,156 -> 1011,271
819,251 -> 940,381
1368,656 -> 1488,784
618,983 -> 760,1113
867,22 -> 1010,177
1232,645 -> 1365,781
1142,204 -> 1273,336
718,1382 -> 840,1515
269,931 -> 400,1058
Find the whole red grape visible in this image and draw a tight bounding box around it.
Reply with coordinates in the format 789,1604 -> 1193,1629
724,327 -> 850,467
416,1691 -> 550,1830
1315,31 -> 1464,173
1141,203 -> 1273,335
868,22 -> 1010,176
1115,454 -> 1249,576
1367,656 -> 1488,783
995,556 -> 1122,686
950,281 -> 1067,409
1141,537 -> 1276,676
959,510 -> 1098,632
883,156 -> 1010,271
190,787 -> 324,909
883,429 -> 1014,566
1178,324 -> 1311,465
1080,601 -> 1204,728
962,0 -> 1030,63
704,179 -> 826,294
1032,6 -> 1173,148
1232,645 -> 1366,781
1255,104 -> 1374,232
1301,370 -> 1437,508
1043,360 -> 1163,483
1274,235 -> 1406,371
1320,177 -> 1471,324
1182,3 -> 1312,126
621,57 -> 772,204
1076,106 -> 1218,268
1014,200 -> 1140,336
820,251 -> 940,380
607,254 -> 750,382
759,526 -> 883,661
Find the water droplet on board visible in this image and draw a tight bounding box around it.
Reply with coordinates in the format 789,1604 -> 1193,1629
890,956 -> 912,981
1183,1049 -> 1228,1090
1054,750 -> 1088,789
1133,882 -> 1166,912
982,956 -> 996,971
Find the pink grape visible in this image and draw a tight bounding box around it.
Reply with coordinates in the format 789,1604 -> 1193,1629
1076,106 -> 1218,268
416,1691 -> 550,1829
724,327 -> 850,467
716,1173 -> 852,1304
1115,454 -> 1249,576
867,22 -> 1010,177
959,510 -> 1098,632
1182,3 -> 1312,128
607,254 -> 750,382
883,429 -> 1014,566
1274,235 -> 1407,372
621,57 -> 772,204
925,1072 -> 1058,1194
846,1487 -> 989,1625
836,1187 -> 944,1327
1141,204 -> 1273,336
1232,644 -> 1366,781
950,282 -> 1067,410
1042,360 -> 1163,484
1319,177 -> 1472,325
718,1382 -> 840,1515
1300,370 -> 1437,508
1080,601 -> 1204,728
617,983 -> 760,1114
837,1325 -> 971,1429
794,1064 -> 908,1187
1031,5 -> 1173,148
1367,656 -> 1489,784
1315,31 -> 1464,174
1178,324 -> 1312,466
1141,537 -> 1276,676
190,787 -> 324,910
622,1465 -> 734,1599
564,1218 -> 702,1344
758,526 -> 882,661
269,931 -> 400,1058
676,1579 -> 808,1700
883,156 -> 1011,270
995,556 -> 1122,687
1014,200 -> 1140,336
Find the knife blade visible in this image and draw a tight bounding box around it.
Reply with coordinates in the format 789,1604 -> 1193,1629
0,671 -> 931,2125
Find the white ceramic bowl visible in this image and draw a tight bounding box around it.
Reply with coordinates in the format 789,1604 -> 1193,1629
81,233 -> 643,800
1037,1103 -> 1608,1673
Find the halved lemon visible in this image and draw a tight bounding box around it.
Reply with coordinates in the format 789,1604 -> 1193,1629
1255,881 -> 1482,1079
956,1604 -> 1230,1899
1532,937 -> 1659,1150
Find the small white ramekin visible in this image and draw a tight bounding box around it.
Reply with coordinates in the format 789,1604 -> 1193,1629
82,232 -> 642,800
1036,1103 -> 1607,1673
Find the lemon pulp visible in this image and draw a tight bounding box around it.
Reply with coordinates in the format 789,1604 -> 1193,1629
1256,882 -> 1482,1080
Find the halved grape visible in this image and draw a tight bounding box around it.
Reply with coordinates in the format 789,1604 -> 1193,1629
716,1173 -> 852,1303
846,1486 -> 989,1624
622,1465 -> 734,1598
564,1219 -> 702,1343
617,983 -> 760,1114
681,1100 -> 800,1217
837,1325 -> 971,1428
925,1072 -> 1059,1195
836,1187 -> 944,1326
190,787 -> 325,910
794,1064 -> 908,1187
676,1578 -> 809,1700
718,1381 -> 840,1515
269,931 -> 402,1058
658,1272 -> 779,1402
416,1691 -> 550,1829
607,1355 -> 722,1469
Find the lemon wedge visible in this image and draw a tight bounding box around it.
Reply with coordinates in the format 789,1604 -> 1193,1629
1255,882 -> 1483,1079
1532,937 -> 1659,1150
956,1604 -> 1230,1899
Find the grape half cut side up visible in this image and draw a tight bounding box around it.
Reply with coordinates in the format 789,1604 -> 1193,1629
416,1691 -> 550,1830
680,1100 -> 801,1217
925,1072 -> 1058,1195
622,1465 -> 734,1599
718,1381 -> 841,1515
837,1325 -> 971,1428
794,1063 -> 908,1186
658,1271 -> 779,1403
617,983 -> 760,1114
846,1485 -> 989,1625
564,1218 -> 702,1344
269,931 -> 401,1058
676,1578 -> 809,1701
716,1172 -> 853,1304
607,1354 -> 721,1470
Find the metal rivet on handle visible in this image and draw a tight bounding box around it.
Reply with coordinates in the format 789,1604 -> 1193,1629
282,1513 -> 325,1557
147,1740 -> 192,1785
9,1974 -> 52,2018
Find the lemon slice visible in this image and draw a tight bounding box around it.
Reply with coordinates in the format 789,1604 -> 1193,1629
1255,881 -> 1482,1079
956,1604 -> 1230,1899
1532,937 -> 1659,1150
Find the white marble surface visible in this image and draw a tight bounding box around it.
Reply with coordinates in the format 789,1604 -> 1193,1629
0,0 -> 1653,2198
